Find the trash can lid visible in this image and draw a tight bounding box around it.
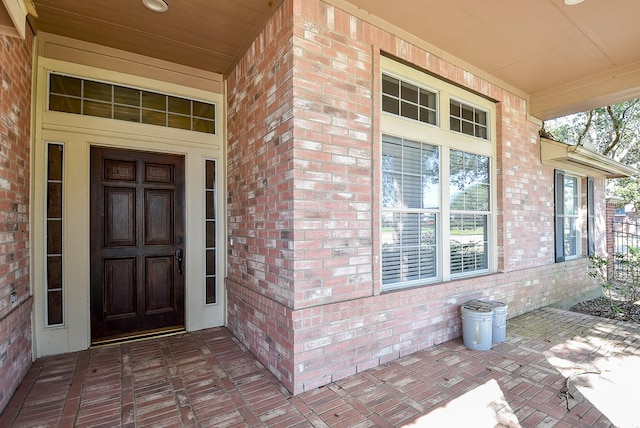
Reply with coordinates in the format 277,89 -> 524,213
462,299 -> 494,312
483,300 -> 506,308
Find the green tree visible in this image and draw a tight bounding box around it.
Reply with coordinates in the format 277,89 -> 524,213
544,99 -> 640,206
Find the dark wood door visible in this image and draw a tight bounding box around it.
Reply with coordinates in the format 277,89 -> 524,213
90,147 -> 185,341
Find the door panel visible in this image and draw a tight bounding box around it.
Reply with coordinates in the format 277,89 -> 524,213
90,147 -> 185,341
145,189 -> 172,245
104,258 -> 137,318
105,187 -> 136,246
145,256 -> 174,313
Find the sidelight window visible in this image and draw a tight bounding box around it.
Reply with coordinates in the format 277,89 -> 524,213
205,160 -> 217,304
46,143 -> 64,326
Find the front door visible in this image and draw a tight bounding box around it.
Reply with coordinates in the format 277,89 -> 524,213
90,147 -> 185,341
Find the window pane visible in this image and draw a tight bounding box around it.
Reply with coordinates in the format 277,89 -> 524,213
475,125 -> 487,139
206,221 -> 216,248
168,96 -> 191,115
50,74 -> 81,97
382,74 -> 399,97
114,86 -> 140,107
114,105 -> 140,122
142,91 -> 166,110
475,110 -> 487,125
205,277 -> 216,304
382,94 -> 399,115
450,117 -> 461,133
168,114 -> 191,131
450,151 -> 490,211
193,118 -> 215,134
194,101 -> 215,119
49,95 -> 81,114
47,220 -> 62,254
403,143 -> 422,208
381,212 -> 438,284
420,88 -> 436,110
450,214 -> 488,274
206,191 -> 215,219
401,101 -> 418,120
401,81 -> 419,103
450,100 -> 461,117
84,80 -> 112,102
47,183 -> 62,218
47,290 -> 63,325
422,145 -> 439,210
142,109 -> 166,126
206,249 -> 216,275
564,176 -> 578,215
47,255 -> 62,290
206,161 -> 216,188
419,107 -> 436,125
83,100 -> 112,118
564,217 -> 578,257
462,121 -> 474,136
461,104 -> 474,121
48,145 -> 63,181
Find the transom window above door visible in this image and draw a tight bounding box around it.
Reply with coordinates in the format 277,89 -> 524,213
48,73 -> 216,134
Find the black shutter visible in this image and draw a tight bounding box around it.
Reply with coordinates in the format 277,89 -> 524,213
554,169 -> 565,262
587,177 -> 595,256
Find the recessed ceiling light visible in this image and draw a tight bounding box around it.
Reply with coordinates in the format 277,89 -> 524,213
564,0 -> 584,5
142,0 -> 168,12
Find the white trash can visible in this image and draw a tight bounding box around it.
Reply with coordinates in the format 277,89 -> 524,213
461,300 -> 494,350
485,301 -> 508,343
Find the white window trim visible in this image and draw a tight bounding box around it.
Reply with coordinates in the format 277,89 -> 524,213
380,57 -> 497,290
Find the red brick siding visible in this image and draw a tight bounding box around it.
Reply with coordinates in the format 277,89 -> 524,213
292,258 -> 595,392
226,0 -> 297,390
227,0 -> 601,395
0,31 -> 34,413
291,0 -> 374,308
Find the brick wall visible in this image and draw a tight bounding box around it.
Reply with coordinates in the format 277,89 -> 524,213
0,31 -> 34,412
226,0 -> 297,390
227,0 -> 601,394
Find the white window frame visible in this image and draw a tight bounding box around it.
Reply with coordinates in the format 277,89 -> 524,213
380,56 -> 497,290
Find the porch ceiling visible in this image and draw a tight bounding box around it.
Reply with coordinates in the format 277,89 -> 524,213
31,0 -> 640,120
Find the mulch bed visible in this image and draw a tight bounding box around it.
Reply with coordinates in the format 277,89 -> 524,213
570,296 -> 640,324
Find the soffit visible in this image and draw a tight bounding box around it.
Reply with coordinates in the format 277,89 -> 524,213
30,0 -> 640,120
31,0 -> 285,77
325,0 -> 640,120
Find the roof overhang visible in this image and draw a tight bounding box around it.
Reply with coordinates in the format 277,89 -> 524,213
0,0 -> 31,38
541,137 -> 638,179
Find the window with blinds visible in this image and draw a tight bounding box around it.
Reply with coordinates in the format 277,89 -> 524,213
381,136 -> 439,285
449,151 -> 490,274
380,57 -> 495,290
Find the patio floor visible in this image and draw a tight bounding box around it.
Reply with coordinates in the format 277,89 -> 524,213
2,307 -> 639,427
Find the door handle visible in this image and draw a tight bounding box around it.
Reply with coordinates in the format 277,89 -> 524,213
176,249 -> 183,276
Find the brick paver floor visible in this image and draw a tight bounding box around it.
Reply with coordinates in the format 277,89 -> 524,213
1,307 -> 639,427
